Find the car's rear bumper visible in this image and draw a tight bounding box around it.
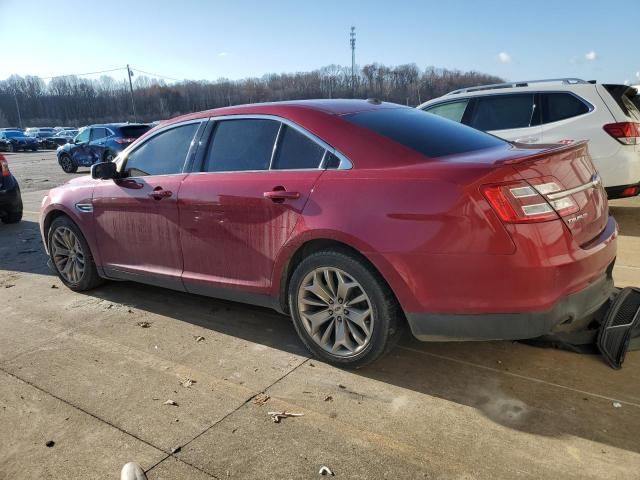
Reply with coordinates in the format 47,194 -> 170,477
605,182 -> 640,199
407,268 -> 614,341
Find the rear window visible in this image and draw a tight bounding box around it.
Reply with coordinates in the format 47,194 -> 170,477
344,108 -> 505,158
604,85 -> 640,121
119,125 -> 152,138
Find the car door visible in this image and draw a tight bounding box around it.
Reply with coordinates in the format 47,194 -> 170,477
88,127 -> 108,164
92,120 -> 203,289
71,128 -> 91,164
179,117 -> 327,303
467,93 -> 543,144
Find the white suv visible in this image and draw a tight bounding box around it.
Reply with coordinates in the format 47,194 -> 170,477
418,79 -> 640,198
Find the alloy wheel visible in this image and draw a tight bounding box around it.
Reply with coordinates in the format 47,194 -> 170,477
51,226 -> 85,284
61,156 -> 73,172
297,267 -> 374,357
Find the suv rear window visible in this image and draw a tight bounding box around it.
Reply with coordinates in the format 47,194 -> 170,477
119,125 -> 152,138
541,93 -> 590,123
468,94 -> 537,131
604,84 -> 640,121
344,108 -> 505,158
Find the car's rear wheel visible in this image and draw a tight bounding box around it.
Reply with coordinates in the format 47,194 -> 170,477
59,154 -> 77,173
289,249 -> 403,368
48,216 -> 103,291
2,195 -> 23,224
6,144 -> 14,153
103,151 -> 115,162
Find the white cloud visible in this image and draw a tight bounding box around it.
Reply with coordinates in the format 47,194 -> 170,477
497,52 -> 512,64
218,52 -> 229,57
636,71 -> 640,79
585,50 -> 597,61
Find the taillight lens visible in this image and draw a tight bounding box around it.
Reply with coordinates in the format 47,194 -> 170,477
0,154 -> 10,177
603,122 -> 640,145
482,177 -> 577,223
115,137 -> 136,145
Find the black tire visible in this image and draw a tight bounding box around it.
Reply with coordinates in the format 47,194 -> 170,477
288,249 -> 404,368
103,151 -> 115,162
59,154 -> 77,173
48,215 -> 103,291
6,143 -> 14,153
31,147 -> 38,152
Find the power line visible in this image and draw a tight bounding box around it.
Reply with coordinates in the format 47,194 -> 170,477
38,67 -> 126,80
130,68 -> 181,82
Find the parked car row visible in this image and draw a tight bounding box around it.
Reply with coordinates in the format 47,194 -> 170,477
419,78 -> 640,199
40,99 -> 619,366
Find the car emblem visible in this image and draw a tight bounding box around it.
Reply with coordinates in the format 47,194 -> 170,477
566,212 -> 589,224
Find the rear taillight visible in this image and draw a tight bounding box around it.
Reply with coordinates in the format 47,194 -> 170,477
603,122 -> 640,145
482,177 -> 577,223
115,137 -> 136,145
0,155 -> 10,177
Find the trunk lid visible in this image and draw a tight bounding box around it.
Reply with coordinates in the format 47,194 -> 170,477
508,141 -> 608,246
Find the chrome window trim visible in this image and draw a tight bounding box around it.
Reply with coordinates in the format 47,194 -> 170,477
268,122 -> 284,170
206,114 -> 353,171
115,119 -> 205,176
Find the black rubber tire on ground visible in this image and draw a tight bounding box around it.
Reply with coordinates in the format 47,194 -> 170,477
6,143 -> 14,153
103,151 -> 115,162
59,154 -> 78,173
288,249 -> 404,368
31,147 -> 38,152
48,215 -> 104,291
2,194 -> 23,224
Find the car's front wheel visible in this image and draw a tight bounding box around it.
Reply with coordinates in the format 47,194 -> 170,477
59,154 -> 77,173
6,143 -> 14,153
48,216 -> 103,291
103,151 -> 115,162
289,249 -> 403,368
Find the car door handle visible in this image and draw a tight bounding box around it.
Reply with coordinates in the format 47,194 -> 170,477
148,188 -> 173,200
264,190 -> 300,201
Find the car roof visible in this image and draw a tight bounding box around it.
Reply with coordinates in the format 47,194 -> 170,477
164,99 -> 403,126
89,123 -> 150,129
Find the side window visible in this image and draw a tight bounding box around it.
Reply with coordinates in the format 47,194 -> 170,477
203,119 -> 280,172
469,94 -> 537,131
324,152 -> 341,169
423,100 -> 469,123
542,93 -> 590,124
90,127 -> 107,141
125,123 -> 199,177
75,129 -> 90,144
272,125 -> 325,169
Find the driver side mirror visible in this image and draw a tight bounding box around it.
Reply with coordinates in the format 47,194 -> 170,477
91,161 -> 118,180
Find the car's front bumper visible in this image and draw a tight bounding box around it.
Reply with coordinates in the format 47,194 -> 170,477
407,268 -> 615,341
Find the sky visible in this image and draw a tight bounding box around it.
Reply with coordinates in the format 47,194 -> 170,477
0,0 -> 638,85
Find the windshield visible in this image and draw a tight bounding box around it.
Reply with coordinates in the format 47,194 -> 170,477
344,108 -> 506,159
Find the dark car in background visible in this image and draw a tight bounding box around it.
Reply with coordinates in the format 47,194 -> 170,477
0,130 -> 39,152
56,123 -> 151,173
49,129 -> 78,147
30,131 -> 58,149
0,154 -> 23,224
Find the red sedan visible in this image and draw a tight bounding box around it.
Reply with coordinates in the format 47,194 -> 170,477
40,100 -> 617,367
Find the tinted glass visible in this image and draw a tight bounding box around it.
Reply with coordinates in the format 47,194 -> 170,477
272,125 -> 325,169
120,125 -> 152,138
469,94 -> 536,131
125,123 -> 199,177
204,119 -> 280,172
542,93 -> 589,124
90,127 -> 108,140
75,129 -> 90,143
604,84 -> 640,121
424,100 -> 469,123
324,152 -> 341,169
344,108 -> 505,159
5,131 -> 25,138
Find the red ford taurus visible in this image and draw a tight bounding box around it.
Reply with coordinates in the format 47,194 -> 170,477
40,99 -> 617,366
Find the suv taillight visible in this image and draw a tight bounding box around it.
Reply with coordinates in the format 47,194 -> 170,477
482,177 -> 577,223
603,122 -> 640,145
0,155 -> 10,177
115,137 -> 135,145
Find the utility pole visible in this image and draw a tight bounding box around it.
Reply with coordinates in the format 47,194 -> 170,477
126,64 -> 137,122
13,92 -> 22,129
350,26 -> 356,97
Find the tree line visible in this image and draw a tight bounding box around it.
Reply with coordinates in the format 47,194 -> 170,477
0,64 -> 503,127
